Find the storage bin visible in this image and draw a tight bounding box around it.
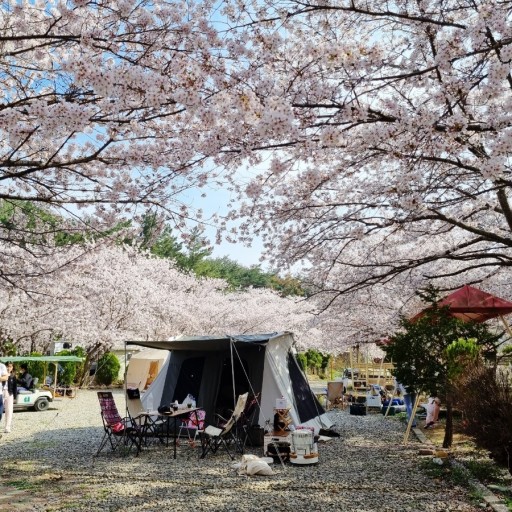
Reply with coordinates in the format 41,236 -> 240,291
349,403 -> 366,416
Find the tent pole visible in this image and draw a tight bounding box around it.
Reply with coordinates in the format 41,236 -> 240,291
53,363 -> 58,396
384,389 -> 394,418
349,347 -> 354,381
230,339 -> 236,408
384,366 -> 396,419
500,315 -> 512,338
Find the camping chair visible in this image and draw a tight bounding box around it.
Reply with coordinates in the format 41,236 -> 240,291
326,382 -> 345,410
177,408 -> 206,447
217,392 -> 260,448
126,387 -> 166,445
96,391 -> 140,456
238,392 -> 261,447
200,392 -> 248,460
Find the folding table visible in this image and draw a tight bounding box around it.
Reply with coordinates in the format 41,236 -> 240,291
137,407 -> 201,458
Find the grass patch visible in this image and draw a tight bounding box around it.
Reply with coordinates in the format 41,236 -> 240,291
6,479 -> 38,491
464,459 -> 506,485
420,459 -> 471,488
503,495 -> 512,511
468,487 -> 484,503
420,459 -> 486,507
419,459 -> 450,480
421,456 -> 512,509
450,464 -> 472,486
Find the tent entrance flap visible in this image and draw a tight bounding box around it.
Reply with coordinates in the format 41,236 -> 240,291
156,346 -> 265,422
215,349 -> 264,419
287,353 -> 326,423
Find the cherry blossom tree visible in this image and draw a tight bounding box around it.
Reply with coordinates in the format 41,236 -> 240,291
211,0 -> 512,310
304,234 -> 512,353
0,243 -> 323,353
0,0 -> 236,281
5,0 -> 512,347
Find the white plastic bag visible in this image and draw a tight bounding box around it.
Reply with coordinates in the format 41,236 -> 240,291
246,459 -> 274,476
182,394 -> 196,408
238,454 -> 273,476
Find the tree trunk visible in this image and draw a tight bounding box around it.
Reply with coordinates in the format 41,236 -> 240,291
443,395 -> 453,448
77,342 -> 102,387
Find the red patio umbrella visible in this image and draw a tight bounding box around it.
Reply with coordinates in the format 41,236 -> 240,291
411,284 -> 512,324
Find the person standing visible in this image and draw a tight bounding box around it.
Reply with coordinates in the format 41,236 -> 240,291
0,361 -> 7,431
424,396 -> 441,429
397,381 -> 417,428
3,361 -> 17,433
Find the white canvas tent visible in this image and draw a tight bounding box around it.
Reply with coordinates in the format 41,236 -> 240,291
125,348 -> 169,391
126,332 -> 332,432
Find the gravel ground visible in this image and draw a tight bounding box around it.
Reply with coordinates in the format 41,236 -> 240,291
0,389 -> 483,512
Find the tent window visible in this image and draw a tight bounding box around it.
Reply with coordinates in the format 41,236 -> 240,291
145,361 -> 159,389
172,357 -> 205,403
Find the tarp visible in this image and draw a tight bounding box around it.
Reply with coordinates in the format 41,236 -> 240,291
411,285 -> 512,323
126,333 -> 280,351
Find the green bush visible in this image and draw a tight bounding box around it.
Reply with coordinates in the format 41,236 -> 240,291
25,352 -> 45,385
456,366 -> 512,475
95,352 -> 121,386
296,353 -> 307,371
55,348 -> 81,386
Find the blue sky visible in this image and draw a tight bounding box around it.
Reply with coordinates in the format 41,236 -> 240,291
181,182 -> 267,268
210,231 -> 265,267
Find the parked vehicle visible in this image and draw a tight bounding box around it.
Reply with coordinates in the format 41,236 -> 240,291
0,355 -> 83,412
14,387 -> 53,412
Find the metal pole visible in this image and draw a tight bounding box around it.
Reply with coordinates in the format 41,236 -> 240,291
230,339 -> 236,408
